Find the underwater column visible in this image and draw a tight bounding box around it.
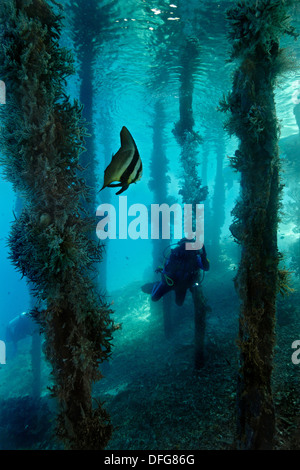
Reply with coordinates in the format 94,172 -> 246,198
0,0 -> 114,449
221,0 -> 297,449
149,99 -> 174,334
71,0 -> 112,207
173,38 -> 209,368
210,127 -> 226,266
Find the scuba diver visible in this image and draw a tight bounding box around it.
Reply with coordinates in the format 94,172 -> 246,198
142,238 -> 210,306
5,311 -> 36,355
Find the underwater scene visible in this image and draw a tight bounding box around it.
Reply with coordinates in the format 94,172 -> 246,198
0,0 -> 299,453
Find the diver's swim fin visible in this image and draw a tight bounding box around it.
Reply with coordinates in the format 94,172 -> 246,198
141,283 -> 154,294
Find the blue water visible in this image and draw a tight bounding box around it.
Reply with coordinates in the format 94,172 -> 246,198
0,0 -> 299,451
0,181 -> 30,339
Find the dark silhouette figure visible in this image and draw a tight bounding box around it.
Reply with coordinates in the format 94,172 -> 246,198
6,312 -> 35,355
142,239 -> 209,306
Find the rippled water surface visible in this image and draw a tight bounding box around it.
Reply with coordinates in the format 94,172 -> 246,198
59,0 -> 300,289
1,0 -> 300,451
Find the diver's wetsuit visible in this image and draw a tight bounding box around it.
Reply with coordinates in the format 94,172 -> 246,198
151,243 -> 209,306
5,312 -> 35,355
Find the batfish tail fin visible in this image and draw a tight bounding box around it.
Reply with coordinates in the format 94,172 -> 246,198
116,184 -> 129,195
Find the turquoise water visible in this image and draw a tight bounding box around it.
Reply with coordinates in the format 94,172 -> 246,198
0,0 -> 299,450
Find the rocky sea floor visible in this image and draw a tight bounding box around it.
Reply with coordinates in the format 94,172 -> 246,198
0,267 -> 299,450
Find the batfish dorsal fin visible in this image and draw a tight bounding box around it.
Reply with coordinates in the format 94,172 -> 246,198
120,126 -> 136,149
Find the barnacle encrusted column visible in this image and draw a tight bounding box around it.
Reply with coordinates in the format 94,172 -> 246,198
173,38 -> 208,227
0,0 -> 114,449
149,99 -> 173,333
73,0 -> 97,206
149,100 -> 170,271
210,128 -> 225,266
71,0 -> 112,207
220,0 -> 297,449
173,38 -> 209,368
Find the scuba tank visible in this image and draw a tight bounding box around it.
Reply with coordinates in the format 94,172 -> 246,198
158,239 -> 207,286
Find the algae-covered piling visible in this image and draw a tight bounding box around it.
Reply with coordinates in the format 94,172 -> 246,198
0,0 -> 114,449
221,0 -> 297,450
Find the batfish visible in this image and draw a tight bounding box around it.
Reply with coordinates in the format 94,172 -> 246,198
100,126 -> 142,195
